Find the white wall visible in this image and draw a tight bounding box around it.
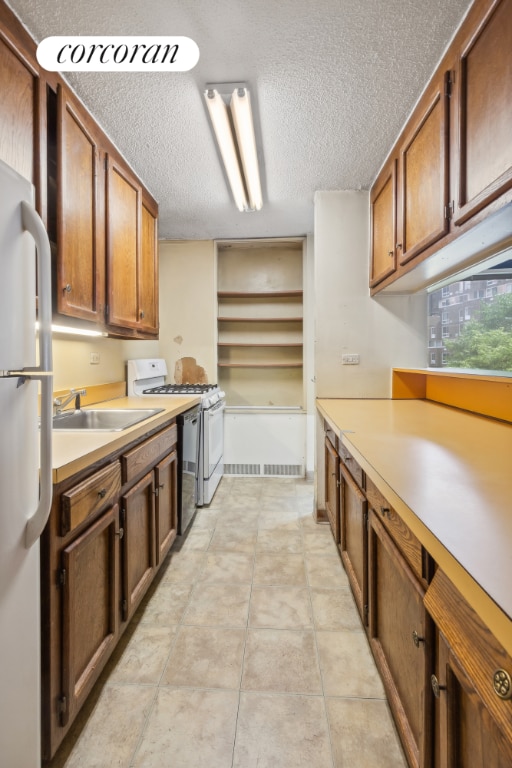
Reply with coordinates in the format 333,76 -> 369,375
52,335 -> 125,391
158,240 -> 217,384
314,190 -> 427,505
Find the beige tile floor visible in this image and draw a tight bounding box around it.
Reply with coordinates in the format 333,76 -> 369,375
49,477 -> 408,768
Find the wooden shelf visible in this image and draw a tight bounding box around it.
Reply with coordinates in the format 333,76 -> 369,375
218,290 -> 303,299
218,363 -> 303,368
218,316 -> 303,323
218,342 -> 303,348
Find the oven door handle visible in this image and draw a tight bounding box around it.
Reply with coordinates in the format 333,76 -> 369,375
207,400 -> 226,415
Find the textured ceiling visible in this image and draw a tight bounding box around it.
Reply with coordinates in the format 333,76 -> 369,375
8,0 -> 472,240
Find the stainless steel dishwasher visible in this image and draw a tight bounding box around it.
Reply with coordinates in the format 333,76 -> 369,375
177,405 -> 201,534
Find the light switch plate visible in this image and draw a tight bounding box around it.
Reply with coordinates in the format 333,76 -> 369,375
90,352 -> 100,364
342,353 -> 360,365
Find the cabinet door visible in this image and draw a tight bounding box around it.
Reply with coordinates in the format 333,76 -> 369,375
370,159 -> 397,287
432,631 -> 512,768
324,437 -> 340,543
56,85 -> 104,322
339,462 -> 367,625
425,569 -> 512,768
399,73 -> 450,265
454,0 -> 512,225
155,449 -> 178,564
139,200 -> 159,334
121,471 -> 155,621
0,25 -> 39,185
106,155 -> 141,330
368,510 -> 432,768
60,505 -> 120,728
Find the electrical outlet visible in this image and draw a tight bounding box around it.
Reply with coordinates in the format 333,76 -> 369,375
342,353 -> 360,365
90,352 -> 100,365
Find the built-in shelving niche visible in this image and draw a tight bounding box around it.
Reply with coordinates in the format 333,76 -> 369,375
217,240 -> 304,408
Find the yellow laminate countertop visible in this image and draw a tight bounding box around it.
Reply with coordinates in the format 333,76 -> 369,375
51,395 -> 201,485
317,398 -> 512,655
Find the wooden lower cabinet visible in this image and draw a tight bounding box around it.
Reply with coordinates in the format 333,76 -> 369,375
41,420 -> 179,761
368,509 -> 432,768
60,504 -> 120,729
339,461 -> 367,624
425,570 -> 512,768
155,449 -> 178,565
324,436 -> 340,543
121,471 -> 155,622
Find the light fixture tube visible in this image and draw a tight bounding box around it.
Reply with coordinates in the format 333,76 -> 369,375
204,88 -> 248,212
36,322 -> 106,337
230,88 -> 263,211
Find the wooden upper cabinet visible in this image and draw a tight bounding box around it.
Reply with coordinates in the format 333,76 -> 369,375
106,155 -> 141,330
140,199 -> 159,334
106,155 -> 159,336
0,21 -> 39,186
56,85 -> 104,322
454,0 -> 512,225
370,159 -> 397,287
399,72 -> 450,264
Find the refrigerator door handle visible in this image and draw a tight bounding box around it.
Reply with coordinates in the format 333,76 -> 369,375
21,201 -> 53,549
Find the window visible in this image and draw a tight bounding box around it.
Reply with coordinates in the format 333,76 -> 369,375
430,352 -> 436,365
427,265 -> 512,371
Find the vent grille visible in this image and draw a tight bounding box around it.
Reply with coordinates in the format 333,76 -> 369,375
184,460 -> 196,473
224,463 -> 260,476
264,464 -> 303,476
224,463 -> 303,477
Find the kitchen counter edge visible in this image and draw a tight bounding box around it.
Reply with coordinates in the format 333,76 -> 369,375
317,397 -> 512,658
51,395 -> 201,485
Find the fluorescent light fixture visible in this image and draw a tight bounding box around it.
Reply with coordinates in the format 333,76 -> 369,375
204,85 -> 263,212
231,88 -> 263,211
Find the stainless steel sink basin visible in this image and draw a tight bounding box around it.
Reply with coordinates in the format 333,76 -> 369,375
52,408 -> 165,432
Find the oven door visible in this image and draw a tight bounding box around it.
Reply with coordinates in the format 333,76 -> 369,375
201,399 -> 225,503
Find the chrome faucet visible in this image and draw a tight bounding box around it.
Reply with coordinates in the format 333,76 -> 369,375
53,388 -> 87,415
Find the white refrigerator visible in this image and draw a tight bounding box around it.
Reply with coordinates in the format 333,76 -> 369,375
0,159 -> 53,766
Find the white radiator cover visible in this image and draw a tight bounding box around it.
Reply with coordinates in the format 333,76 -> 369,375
223,411 -> 306,477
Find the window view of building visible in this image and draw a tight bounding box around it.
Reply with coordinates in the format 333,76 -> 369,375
428,264 -> 512,370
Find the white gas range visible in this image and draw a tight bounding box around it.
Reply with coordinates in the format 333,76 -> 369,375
127,359 -> 225,524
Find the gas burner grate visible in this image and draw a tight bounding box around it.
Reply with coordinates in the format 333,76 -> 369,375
142,384 -> 218,395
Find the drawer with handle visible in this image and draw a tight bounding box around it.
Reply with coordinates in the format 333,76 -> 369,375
60,461 -> 121,536
365,475 -> 422,580
122,423 -> 177,484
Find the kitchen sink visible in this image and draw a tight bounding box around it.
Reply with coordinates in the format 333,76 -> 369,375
52,408 -> 165,432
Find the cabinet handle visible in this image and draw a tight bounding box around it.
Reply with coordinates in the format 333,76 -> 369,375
140,310 -> 145,319
380,506 -> 390,519
64,283 -> 72,293
493,669 -> 512,700
396,243 -> 402,249
431,675 -> 446,699
98,488 -> 107,499
412,630 -> 424,648
115,527 -> 124,540
345,456 -> 352,461
388,250 -> 393,257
